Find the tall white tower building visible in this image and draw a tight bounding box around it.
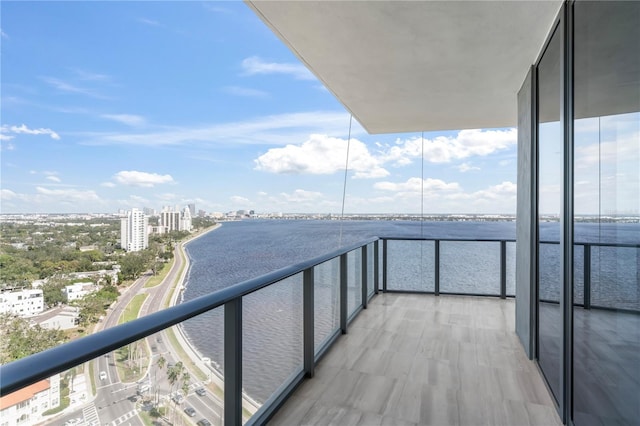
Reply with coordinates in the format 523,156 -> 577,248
121,208 -> 149,252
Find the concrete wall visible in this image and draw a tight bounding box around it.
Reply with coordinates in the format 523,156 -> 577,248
516,66 -> 536,359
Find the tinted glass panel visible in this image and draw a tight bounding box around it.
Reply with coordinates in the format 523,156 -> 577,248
537,23 -> 563,404
573,2 -> 640,424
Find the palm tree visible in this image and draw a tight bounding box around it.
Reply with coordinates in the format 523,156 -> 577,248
154,355 -> 166,404
181,372 -> 191,397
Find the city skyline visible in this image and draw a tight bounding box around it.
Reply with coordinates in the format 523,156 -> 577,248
3,2 -> 521,215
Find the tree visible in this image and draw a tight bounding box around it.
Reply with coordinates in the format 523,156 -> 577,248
41,280 -> 66,308
0,314 -> 67,363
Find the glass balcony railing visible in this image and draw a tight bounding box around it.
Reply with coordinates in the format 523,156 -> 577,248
1,236 -> 637,426
383,238 -> 516,298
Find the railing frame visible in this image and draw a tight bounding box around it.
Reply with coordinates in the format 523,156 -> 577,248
1,234 -> 637,426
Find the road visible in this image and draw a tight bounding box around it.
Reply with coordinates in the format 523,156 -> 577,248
45,235 -> 224,426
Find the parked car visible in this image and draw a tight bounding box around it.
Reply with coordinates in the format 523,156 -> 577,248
99,371 -> 107,380
195,387 -> 206,396
197,420 -> 211,426
184,407 -> 196,417
172,392 -> 185,404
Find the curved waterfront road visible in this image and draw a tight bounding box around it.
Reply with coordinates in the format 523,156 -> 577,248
46,227 -> 223,426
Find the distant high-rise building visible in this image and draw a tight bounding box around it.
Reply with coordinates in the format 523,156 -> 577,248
160,206 -> 192,232
197,209 -> 206,217
180,206 -> 192,232
188,203 -> 196,217
120,208 -> 148,252
143,207 -> 156,217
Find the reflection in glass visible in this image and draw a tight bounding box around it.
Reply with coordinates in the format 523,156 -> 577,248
537,23 -> 563,405
243,275 -> 303,405
314,258 -> 341,351
573,3 -> 640,424
347,250 -> 362,317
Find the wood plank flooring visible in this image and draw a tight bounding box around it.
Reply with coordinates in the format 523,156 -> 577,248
269,293 -> 561,426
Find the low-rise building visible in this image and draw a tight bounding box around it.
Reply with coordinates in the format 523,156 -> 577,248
33,306 -> 80,331
0,375 -> 60,425
0,289 -> 44,317
62,282 -> 98,302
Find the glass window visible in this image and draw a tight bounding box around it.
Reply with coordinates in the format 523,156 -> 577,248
572,2 -> 640,425
537,22 -> 563,405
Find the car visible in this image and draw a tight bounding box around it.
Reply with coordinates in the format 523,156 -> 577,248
184,407 -> 196,417
99,371 -> 107,380
196,420 -> 211,426
171,392 -> 185,404
195,387 -> 206,396
128,395 -> 138,402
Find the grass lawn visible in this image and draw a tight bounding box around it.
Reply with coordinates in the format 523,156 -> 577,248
144,261 -> 172,288
115,293 -> 150,382
119,294 -> 148,324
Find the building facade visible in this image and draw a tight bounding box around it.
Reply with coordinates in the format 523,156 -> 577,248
120,208 -> 148,252
0,375 -> 60,426
61,282 -> 98,302
0,289 -> 44,317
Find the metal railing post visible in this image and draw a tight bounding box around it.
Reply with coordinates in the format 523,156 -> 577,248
362,245 -> 368,309
303,267 -> 314,377
340,253 -> 348,334
435,240 -> 440,296
382,239 -> 388,292
224,297 -> 242,426
374,240 -> 379,294
500,240 -> 507,299
584,244 -> 591,309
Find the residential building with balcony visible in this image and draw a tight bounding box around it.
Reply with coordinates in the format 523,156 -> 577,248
0,2 -> 637,426
120,208 -> 149,252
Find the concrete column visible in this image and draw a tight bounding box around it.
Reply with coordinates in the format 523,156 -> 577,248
516,66 -> 536,359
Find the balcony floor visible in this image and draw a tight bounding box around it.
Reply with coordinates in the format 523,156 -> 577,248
269,293 -> 561,426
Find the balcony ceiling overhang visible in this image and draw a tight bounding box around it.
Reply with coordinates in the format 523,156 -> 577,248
247,0 -> 563,134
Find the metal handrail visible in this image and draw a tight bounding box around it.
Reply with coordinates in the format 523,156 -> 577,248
1,234 -> 636,424
0,236 -> 377,397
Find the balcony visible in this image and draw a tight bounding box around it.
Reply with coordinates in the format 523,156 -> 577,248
0,237 -> 636,425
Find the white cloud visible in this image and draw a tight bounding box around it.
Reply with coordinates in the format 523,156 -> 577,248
241,56 -> 315,81
138,17 -> 161,26
36,186 -> 100,202
1,124 -> 60,140
129,195 -> 149,204
0,134 -> 15,141
101,114 -> 146,127
71,69 -> 111,82
254,134 -> 389,179
0,29 -> 8,39
40,76 -> 110,99
157,193 -> 178,202
222,86 -> 268,98
230,195 -> 250,204
374,178 -> 461,193
257,191 -> 268,197
81,111 -> 361,147
279,189 -> 324,203
368,179 -> 517,213
101,182 -> 116,188
113,171 -> 174,187
1,189 -> 17,200
457,162 -> 480,172
46,175 -> 61,183
380,128 -> 516,165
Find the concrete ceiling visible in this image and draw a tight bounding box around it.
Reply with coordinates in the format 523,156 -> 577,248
247,0 -> 562,134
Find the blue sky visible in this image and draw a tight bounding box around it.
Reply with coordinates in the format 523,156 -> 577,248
0,1 -> 522,215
